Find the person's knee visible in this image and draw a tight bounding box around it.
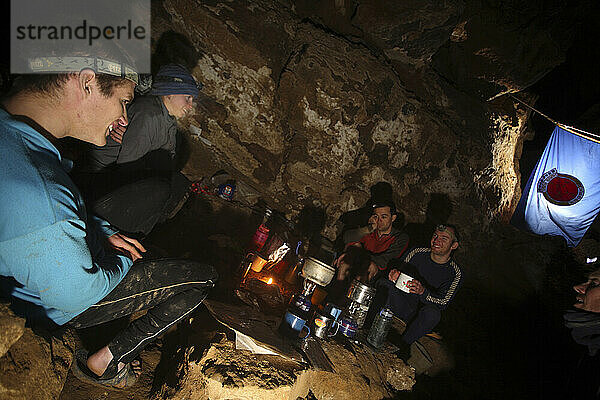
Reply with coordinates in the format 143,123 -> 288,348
185,261 -> 219,285
384,289 -> 418,321
135,258 -> 218,285
419,304 -> 441,326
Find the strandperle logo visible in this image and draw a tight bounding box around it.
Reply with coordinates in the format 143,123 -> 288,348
11,0 -> 151,74
15,20 -> 146,46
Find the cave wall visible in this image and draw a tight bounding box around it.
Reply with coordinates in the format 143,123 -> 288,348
151,0 -> 595,297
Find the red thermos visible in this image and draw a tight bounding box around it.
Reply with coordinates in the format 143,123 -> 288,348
251,208 -> 272,252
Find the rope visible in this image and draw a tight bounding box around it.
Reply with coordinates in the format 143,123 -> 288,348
508,94 -> 600,144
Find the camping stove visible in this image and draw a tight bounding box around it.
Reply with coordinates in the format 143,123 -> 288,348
299,257 -> 336,297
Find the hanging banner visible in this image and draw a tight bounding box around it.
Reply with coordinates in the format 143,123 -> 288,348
511,125 -> 600,247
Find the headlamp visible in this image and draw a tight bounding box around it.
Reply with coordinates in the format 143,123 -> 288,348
28,56 -> 139,85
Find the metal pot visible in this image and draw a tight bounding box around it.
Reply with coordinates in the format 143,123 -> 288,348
301,257 -> 335,287
346,279 -> 377,328
347,279 -> 376,305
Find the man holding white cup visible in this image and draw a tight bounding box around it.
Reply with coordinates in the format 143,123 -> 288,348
381,224 -> 463,360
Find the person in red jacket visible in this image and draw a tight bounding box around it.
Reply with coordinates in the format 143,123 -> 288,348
335,201 -> 409,283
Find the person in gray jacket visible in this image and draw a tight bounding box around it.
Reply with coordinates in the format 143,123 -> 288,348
75,64 -> 201,236
89,64 -> 198,171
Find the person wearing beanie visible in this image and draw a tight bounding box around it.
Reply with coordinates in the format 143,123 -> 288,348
73,64 -> 203,236
87,63 -> 201,171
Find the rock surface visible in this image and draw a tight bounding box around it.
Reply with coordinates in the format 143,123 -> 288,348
146,0 -> 600,306
291,339 -> 414,399
0,320 -> 75,400
163,336 -> 414,400
153,0 -> 593,243
139,5 -> 600,396
0,303 -> 25,359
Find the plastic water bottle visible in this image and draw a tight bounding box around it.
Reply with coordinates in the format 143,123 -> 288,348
367,307 -> 394,349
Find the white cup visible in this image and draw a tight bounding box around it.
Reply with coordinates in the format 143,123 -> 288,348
395,273 -> 414,293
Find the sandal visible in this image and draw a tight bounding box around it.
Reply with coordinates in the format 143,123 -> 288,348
71,349 -> 140,390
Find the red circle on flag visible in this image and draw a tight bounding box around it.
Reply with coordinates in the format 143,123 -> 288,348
546,176 -> 579,202
540,173 -> 585,206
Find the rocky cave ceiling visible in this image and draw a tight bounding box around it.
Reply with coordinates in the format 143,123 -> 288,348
151,0 -> 599,250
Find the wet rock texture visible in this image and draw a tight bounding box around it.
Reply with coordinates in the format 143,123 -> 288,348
153,0 -> 590,245
0,304 -> 75,400
0,303 -> 24,359
144,2 -> 600,331
291,339 -> 414,399
164,336 -> 414,400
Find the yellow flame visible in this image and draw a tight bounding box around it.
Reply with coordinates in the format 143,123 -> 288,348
267,277 -> 273,284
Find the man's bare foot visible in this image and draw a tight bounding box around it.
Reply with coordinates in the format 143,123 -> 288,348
86,346 -> 113,377
86,346 -> 141,379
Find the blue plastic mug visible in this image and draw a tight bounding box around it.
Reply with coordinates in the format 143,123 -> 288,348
283,311 -> 310,339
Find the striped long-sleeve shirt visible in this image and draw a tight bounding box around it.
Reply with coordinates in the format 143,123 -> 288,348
403,248 -> 462,310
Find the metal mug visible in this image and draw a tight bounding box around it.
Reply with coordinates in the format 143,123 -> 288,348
347,279 -> 376,304
339,317 -> 358,339
395,272 -> 414,293
311,312 -> 339,339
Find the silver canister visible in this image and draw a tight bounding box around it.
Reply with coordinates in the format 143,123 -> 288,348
345,279 -> 376,328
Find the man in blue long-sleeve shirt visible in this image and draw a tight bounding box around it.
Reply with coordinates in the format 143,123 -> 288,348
0,58 -> 217,389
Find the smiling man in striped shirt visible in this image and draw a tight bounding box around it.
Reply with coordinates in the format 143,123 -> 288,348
382,224 -> 462,360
